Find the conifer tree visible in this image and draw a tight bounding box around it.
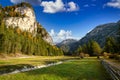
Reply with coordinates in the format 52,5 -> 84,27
104,37 -> 116,54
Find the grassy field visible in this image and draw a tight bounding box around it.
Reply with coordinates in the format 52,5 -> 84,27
0,56 -> 78,74
0,56 -> 77,65
0,58 -> 112,80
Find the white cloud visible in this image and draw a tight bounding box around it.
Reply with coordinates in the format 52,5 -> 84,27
49,29 -> 79,43
41,0 -> 65,13
67,2 -> 79,12
41,0 -> 79,13
57,30 -> 72,40
10,0 -> 41,5
83,4 -> 96,8
50,29 -> 56,37
106,0 -> 120,8
10,0 -> 22,4
10,0 -> 79,13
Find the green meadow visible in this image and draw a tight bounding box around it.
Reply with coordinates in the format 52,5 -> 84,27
0,56 -> 77,73
0,58 -> 111,80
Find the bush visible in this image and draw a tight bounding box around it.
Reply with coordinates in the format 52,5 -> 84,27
79,53 -> 84,59
103,52 -> 109,58
84,54 -> 90,57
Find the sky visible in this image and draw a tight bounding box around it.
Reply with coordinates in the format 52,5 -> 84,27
0,0 -> 120,43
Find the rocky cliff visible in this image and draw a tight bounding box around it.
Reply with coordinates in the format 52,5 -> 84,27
3,3 -> 53,44
4,6 -> 37,33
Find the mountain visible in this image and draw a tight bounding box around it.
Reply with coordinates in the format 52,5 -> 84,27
56,39 -> 77,55
78,20 -> 120,47
58,20 -> 120,55
0,2 -> 63,56
3,2 -> 53,44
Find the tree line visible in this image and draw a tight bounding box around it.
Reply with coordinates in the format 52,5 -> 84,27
76,27 -> 120,57
0,21 -> 63,56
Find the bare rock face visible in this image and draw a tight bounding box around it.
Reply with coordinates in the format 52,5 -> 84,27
43,34 -> 53,44
4,5 -> 53,44
4,6 -> 37,33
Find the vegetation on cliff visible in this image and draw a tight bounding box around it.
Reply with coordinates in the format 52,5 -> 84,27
0,3 -> 63,56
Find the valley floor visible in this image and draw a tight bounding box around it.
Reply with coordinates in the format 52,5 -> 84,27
0,56 -> 78,74
0,58 -> 112,80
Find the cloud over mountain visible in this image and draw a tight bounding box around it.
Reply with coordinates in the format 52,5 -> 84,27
49,29 -> 73,43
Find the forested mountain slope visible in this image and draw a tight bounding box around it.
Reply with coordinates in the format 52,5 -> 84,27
0,2 -> 63,56
78,20 -> 120,47
59,20 -> 120,55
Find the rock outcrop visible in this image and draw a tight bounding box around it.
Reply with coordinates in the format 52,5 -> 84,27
3,3 -> 53,44
43,34 -> 53,44
4,6 -> 37,33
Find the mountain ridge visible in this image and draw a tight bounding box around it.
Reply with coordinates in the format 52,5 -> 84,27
57,20 -> 120,55
56,39 -> 77,55
78,21 -> 119,47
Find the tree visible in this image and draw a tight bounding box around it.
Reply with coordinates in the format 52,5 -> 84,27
91,40 -> 102,56
0,4 -> 63,56
117,25 -> 120,54
77,46 -> 82,54
76,40 -> 102,56
104,37 -> 117,54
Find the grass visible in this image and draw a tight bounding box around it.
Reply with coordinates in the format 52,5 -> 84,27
0,58 -> 112,80
0,56 -> 78,74
0,56 -> 77,65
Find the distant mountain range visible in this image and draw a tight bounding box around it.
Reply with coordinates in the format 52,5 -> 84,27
56,39 -> 77,55
57,20 -> 120,55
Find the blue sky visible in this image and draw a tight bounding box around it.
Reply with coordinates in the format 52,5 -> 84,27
0,0 -> 120,43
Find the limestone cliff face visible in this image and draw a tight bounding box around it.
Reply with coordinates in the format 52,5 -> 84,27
4,6 -> 37,33
43,34 -> 53,44
3,4 -> 53,44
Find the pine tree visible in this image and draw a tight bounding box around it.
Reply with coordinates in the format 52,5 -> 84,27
104,37 -> 116,54
76,40 -> 101,56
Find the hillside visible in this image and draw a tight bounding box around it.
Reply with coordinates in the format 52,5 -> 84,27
2,2 -> 53,44
0,2 -> 63,56
56,39 -> 77,55
58,20 -> 120,55
78,20 -> 120,47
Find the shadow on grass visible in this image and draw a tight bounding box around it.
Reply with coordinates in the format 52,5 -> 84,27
0,64 -> 34,75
